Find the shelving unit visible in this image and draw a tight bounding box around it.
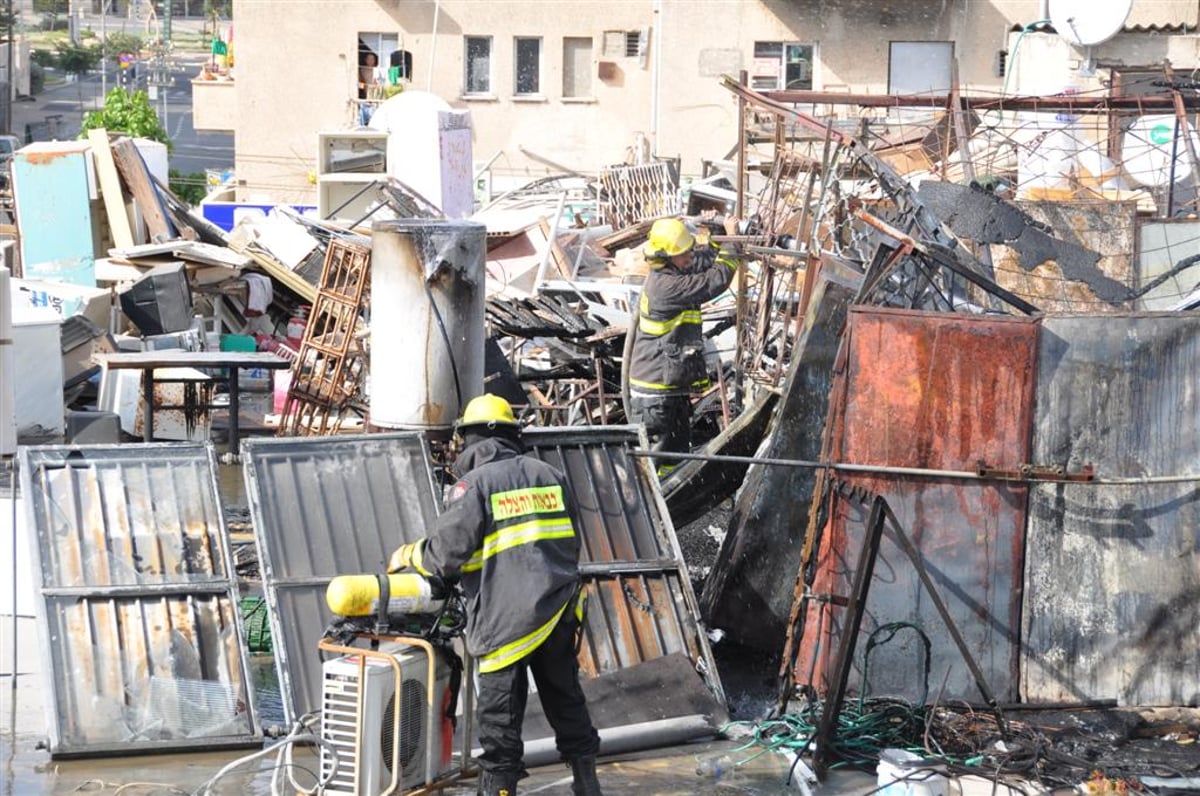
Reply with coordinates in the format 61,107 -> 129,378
316,130 -> 389,222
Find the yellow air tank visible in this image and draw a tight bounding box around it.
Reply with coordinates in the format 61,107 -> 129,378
325,573 -> 445,617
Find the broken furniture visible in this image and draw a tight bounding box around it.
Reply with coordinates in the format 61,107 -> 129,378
278,237 -> 371,436
96,350 -> 291,453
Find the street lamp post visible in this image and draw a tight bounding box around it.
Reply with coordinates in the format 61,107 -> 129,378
3,0 -> 12,134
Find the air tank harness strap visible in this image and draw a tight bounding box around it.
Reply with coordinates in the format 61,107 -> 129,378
432,639 -> 464,732
374,572 -> 391,635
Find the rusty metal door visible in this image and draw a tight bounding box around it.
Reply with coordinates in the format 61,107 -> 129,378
802,307 -> 1039,703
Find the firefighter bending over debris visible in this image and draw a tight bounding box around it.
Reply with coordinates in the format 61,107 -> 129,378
388,393 -> 602,796
628,215 -> 742,476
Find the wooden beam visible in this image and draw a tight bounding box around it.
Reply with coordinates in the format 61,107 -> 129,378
110,137 -> 174,242
86,128 -> 135,249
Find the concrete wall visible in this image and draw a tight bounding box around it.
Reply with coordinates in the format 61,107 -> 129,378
222,0 -> 1200,205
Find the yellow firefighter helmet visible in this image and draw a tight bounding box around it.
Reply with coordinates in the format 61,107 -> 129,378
459,393 -> 518,429
642,218 -> 695,261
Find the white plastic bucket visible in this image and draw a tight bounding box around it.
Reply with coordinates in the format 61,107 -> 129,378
875,749 -> 948,796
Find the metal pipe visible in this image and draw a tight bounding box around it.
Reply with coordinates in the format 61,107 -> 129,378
0,265 -> 12,456
650,1 -> 661,153
8,456 -> 16,692
754,87 -> 1200,112
427,0 -> 440,94
631,448 -> 1200,486
532,191 -> 567,294
477,714 -> 717,768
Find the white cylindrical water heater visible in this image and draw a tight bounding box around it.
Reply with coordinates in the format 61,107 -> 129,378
369,219 -> 487,430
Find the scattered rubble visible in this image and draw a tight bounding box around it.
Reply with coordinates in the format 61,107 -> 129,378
8,66 -> 1200,790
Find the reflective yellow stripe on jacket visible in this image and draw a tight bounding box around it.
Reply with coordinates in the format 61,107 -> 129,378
479,594 -> 573,673
637,292 -> 702,338
459,485 -> 575,573
629,375 -> 710,392
461,518 -> 575,572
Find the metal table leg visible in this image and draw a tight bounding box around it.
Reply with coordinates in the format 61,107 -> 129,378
229,367 -> 241,455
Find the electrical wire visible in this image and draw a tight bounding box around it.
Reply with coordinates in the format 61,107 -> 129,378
191,713 -> 337,796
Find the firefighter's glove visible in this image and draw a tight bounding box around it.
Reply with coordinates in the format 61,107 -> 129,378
387,542 -> 419,573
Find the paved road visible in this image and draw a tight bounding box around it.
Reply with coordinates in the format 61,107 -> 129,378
12,52 -> 233,176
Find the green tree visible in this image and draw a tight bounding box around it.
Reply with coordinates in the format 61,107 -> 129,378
81,87 -> 170,148
104,32 -> 143,63
55,42 -> 101,78
169,169 -> 206,206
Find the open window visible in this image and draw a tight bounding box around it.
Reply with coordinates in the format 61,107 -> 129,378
357,32 -> 407,95
752,41 -> 815,90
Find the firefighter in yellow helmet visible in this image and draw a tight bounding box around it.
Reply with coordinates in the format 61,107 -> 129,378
388,394 -> 602,796
627,216 -> 741,476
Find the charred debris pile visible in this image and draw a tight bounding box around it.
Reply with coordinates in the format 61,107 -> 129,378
11,73 -> 1200,790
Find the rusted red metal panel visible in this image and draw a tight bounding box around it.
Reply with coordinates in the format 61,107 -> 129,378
798,307 -> 1038,703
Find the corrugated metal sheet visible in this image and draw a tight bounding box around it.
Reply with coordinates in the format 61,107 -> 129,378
523,426 -> 725,708
18,443 -> 259,757
1135,218 -> 1200,311
805,308 -> 1038,703
1023,314 -> 1200,705
1126,2 -> 1198,29
702,256 -> 862,650
241,433 -> 440,724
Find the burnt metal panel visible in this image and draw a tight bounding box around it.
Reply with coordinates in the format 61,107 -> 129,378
523,425 -> 726,713
18,443 -> 259,757
1024,314 -> 1200,706
241,433 -> 440,723
808,308 -> 1037,703
991,201 -> 1137,313
701,256 -> 862,650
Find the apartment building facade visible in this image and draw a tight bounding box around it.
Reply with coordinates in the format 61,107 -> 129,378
192,0 -> 1200,206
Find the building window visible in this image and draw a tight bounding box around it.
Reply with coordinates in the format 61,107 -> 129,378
358,32 -> 403,87
752,41 -> 814,90
888,41 -> 953,95
515,36 -> 541,95
563,36 -> 593,98
603,30 -> 644,58
465,36 -> 492,95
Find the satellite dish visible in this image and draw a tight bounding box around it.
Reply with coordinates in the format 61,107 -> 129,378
1048,0 -> 1132,46
1122,115 -> 1200,187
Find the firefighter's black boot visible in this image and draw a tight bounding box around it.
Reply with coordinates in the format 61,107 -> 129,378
568,755 -> 603,795
477,769 -> 521,796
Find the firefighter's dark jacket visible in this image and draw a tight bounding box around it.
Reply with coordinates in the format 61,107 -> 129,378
409,436 -> 582,673
628,242 -> 738,396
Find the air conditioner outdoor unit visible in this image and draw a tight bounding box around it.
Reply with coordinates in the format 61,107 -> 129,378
320,642 -> 455,795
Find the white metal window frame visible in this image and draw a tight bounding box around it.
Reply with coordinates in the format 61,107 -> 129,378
358,31 -> 400,75
751,40 -> 817,91
514,35 -> 543,97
